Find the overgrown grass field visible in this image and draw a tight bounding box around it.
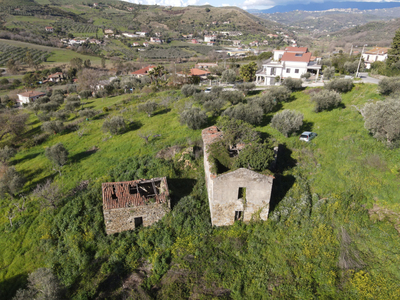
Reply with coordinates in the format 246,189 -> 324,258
1,83 -> 400,299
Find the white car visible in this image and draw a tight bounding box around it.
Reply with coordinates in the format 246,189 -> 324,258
204,87 -> 212,93
299,131 -> 317,142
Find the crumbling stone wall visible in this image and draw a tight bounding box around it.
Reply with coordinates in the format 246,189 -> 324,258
103,201 -> 170,235
202,126 -> 274,227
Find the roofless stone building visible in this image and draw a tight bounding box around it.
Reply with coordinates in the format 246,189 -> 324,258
102,177 -> 170,235
202,126 -> 274,226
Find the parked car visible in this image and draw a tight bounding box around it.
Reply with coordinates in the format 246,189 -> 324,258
204,87 -> 212,93
299,131 -> 317,142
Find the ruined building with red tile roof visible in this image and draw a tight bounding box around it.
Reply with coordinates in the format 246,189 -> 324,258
102,177 -> 170,234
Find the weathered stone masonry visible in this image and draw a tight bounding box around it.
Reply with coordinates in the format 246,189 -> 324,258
202,126 -> 274,226
102,177 -> 170,235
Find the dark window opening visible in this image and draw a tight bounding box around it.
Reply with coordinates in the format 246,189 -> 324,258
134,217 -> 143,228
238,187 -> 246,200
129,184 -> 138,195
295,53 -> 303,57
295,69 -> 299,73
111,185 -> 118,200
235,211 -> 243,221
286,68 -> 291,73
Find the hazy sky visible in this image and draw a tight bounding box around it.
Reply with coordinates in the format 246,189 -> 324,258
124,0 -> 400,10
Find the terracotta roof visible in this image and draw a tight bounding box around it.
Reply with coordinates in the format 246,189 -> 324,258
102,177 -> 169,210
284,46 -> 308,53
48,72 -> 63,78
281,52 -> 312,63
190,68 -> 211,76
201,126 -> 223,146
131,65 -> 156,75
17,91 -> 46,98
365,47 -> 389,55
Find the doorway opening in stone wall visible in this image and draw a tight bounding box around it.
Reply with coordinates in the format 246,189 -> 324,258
235,211 -> 243,221
238,187 -> 246,200
134,217 -> 143,228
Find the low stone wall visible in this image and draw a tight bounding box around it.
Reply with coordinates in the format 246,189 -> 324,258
104,201 -> 170,235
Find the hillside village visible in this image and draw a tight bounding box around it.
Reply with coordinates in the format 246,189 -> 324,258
1,0 -> 400,299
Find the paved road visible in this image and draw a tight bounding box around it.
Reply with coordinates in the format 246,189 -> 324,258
358,72 -> 380,84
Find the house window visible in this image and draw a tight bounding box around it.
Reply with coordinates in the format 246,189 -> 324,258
286,68 -> 291,73
238,187 -> 246,200
295,53 -> 303,57
235,211 -> 243,221
134,217 -> 143,228
295,69 -> 299,74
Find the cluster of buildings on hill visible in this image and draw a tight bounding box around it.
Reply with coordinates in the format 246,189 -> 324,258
101,126 -> 275,234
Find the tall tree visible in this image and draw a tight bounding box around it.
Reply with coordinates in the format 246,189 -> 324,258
239,62 -> 258,82
387,28 -> 400,66
0,112 -> 29,142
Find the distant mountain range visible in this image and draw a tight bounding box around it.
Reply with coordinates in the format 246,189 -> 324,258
248,1 -> 400,13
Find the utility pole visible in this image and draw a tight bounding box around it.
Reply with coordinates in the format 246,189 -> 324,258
349,44 -> 353,56
356,44 -> 366,78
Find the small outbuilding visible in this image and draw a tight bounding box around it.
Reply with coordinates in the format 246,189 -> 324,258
102,177 -> 170,235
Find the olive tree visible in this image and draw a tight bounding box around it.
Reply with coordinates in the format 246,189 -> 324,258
359,98 -> 400,144
220,91 -> 244,105
45,143 -> 69,176
311,90 -> 342,112
282,77 -> 303,91
323,66 -> 335,80
180,107 -> 208,130
203,98 -> 226,116
138,101 -> 158,117
33,179 -> 63,210
236,82 -> 256,96
181,84 -> 197,97
221,69 -> 237,83
0,166 -> 25,198
324,78 -> 353,93
0,146 -> 16,164
271,109 -> 304,137
378,77 -> 400,95
222,102 -> 264,125
102,116 -> 126,135
42,121 -> 64,134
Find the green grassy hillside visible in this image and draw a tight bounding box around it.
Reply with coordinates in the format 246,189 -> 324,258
0,83 -> 400,298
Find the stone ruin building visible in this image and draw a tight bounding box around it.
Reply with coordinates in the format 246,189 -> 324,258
202,126 -> 274,226
102,177 -> 170,235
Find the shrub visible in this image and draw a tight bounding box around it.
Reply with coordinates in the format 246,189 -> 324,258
223,102 -> 263,125
271,109 -> 303,137
311,90 -> 342,112
282,77 -> 302,91
67,84 -> 77,94
79,90 -> 92,99
234,142 -> 274,171
378,77 -> 400,95
361,98 -> 400,144
180,107 -> 207,130
344,61 -> 359,74
138,101 -> 158,117
323,66 -> 335,80
301,72 -> 311,80
102,116 -> 126,135
324,78 -> 353,93
250,96 -> 277,114
220,91 -> 244,105
36,96 -> 50,105
193,92 -> 214,104
50,94 -> 64,104
181,85 -> 197,97
42,121 -> 64,134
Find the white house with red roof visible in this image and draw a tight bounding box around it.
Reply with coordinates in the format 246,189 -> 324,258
17,91 -> 46,105
45,26 -> 54,32
362,47 -> 389,69
131,65 -> 156,78
255,46 -> 321,85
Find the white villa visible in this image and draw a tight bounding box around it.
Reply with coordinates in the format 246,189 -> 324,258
362,47 -> 389,69
255,47 -> 321,86
17,91 -> 46,105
